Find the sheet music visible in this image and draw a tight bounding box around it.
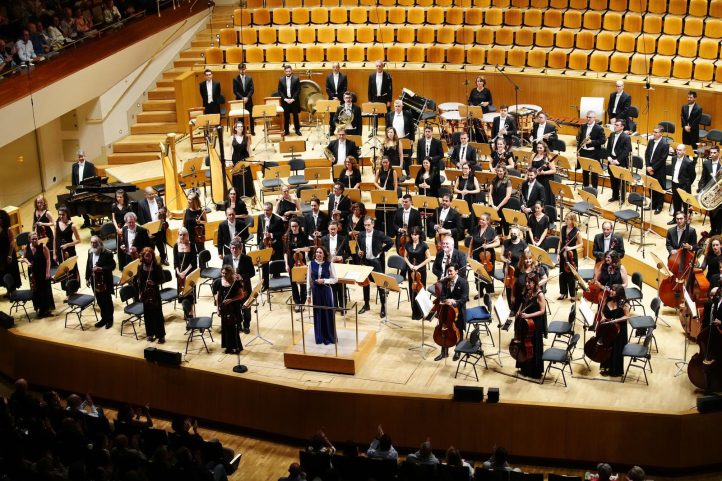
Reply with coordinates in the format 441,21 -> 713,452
415,288 -> 433,317
579,298 -> 595,327
494,295 -> 510,325
683,287 -> 698,318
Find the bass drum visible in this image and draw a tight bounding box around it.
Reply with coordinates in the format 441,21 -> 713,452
299,80 -> 324,113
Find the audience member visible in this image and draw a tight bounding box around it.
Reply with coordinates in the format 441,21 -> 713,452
60,7 -> 77,39
482,446 -> 521,472
279,462 -> 307,481
366,424 -> 398,460
586,462 -> 616,481
445,445 -> 473,479
102,0 -> 122,24
626,466 -> 645,481
16,29 -> 42,65
406,440 -> 439,465
47,15 -> 70,47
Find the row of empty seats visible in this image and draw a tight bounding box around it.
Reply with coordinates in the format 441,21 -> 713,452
203,45 -> 722,82
217,26 -> 722,60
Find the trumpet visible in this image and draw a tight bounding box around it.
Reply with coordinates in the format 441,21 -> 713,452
577,135 -> 590,154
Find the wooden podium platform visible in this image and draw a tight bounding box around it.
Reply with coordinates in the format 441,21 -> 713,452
284,327 -> 376,375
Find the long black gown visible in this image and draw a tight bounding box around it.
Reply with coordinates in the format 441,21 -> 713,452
231,134 -> 256,198
215,279 -> 243,352
136,265 -> 165,340
0,229 -> 20,290
34,210 -> 56,267
55,221 -> 80,292
184,208 -> 205,253
174,244 -> 197,319
515,293 -> 544,379
26,244 -> 55,315
376,169 -> 396,234
338,169 -> 361,189
599,303 -> 628,377
491,178 -> 511,236
527,214 -> 550,245
531,157 -> 554,207
405,241 -> 428,319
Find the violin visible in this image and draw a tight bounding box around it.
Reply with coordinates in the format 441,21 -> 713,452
93,267 -> 107,294
560,230 -> 577,273
503,251 -> 516,290
432,279 -> 461,348
193,209 -> 206,244
138,267 -> 158,304
159,207 -> 169,231
397,225 -> 408,258
509,289 -> 540,363
294,250 -> 306,267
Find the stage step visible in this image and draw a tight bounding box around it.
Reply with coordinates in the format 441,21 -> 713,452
147,87 -> 176,100
137,111 -> 177,123
156,79 -> 173,88
107,152 -> 161,164
191,39 -> 213,48
112,135 -> 169,153
143,99 -> 176,111
162,68 -> 186,79
174,58 -> 198,68
180,48 -> 205,59
130,122 -> 179,135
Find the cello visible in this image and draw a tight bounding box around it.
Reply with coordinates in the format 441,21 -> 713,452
509,289 -> 540,363
687,312 -> 722,392
584,288 -> 629,363
432,280 -> 461,348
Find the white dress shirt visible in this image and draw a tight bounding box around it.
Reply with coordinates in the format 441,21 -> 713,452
77,161 -> 86,183
583,124 -> 595,150
365,233 -> 376,260
393,112 -> 405,138
612,92 -> 621,114
375,73 -> 383,96
127,229 -> 136,249
286,76 -> 292,97
336,140 -> 346,165
535,123 -> 546,141
206,80 -> 213,102
673,157 -> 684,183
148,199 -> 159,221
328,235 -> 338,257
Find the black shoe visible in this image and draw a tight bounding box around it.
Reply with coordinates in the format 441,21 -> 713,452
452,352 -> 460,361
295,130 -> 302,136
105,322 -> 113,329
473,294 -> 481,300
433,352 -> 448,362
654,208 -> 662,215
608,197 -> 619,203
380,308 -> 386,318
94,320 -> 106,328
161,260 -> 169,266
148,336 -> 156,342
359,305 -> 370,314
243,327 -> 250,334
250,131 -> 255,136
157,337 -> 165,344
284,131 -> 290,136
667,219 -> 676,225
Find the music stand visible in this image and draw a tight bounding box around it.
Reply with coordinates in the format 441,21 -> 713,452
252,104 -> 279,154
413,195 -> 439,235
577,156 -> 605,190
250,248 -> 273,306
567,263 -> 591,367
468,258 -> 494,308
245,281 -> 271,347
180,156 -> 207,194
407,286 -> 436,358
260,165 -> 290,204
116,259 -> 140,293
180,268 -> 201,298
502,208 -> 528,230
52,255 -> 78,283
451,199 -> 471,221
361,102 -> 386,155
279,140 -> 306,160
299,187 -> 329,205
641,173 -> 665,239
143,220 -> 162,238
371,190 -> 400,237
472,205 -> 501,223
310,99 -> 338,147
445,168 -> 462,184
549,180 -> 575,220
370,271 -> 403,330
610,165 -> 651,254
528,244 -> 555,269
508,175 -> 524,192
230,160 -> 259,202
305,167 -> 331,186
490,291 -> 512,367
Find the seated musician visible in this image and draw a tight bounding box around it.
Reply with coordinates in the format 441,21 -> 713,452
431,194 -> 463,248
512,251 -> 549,318
257,202 -> 285,289
321,221 -> 350,312
594,250 -> 628,288
286,217 -> 310,313
530,112 -> 558,151
217,207 -> 248,260
276,185 -> 303,223
592,222 -> 625,262
598,284 -> 630,377
86,236 -> 115,329
491,105 -> 517,147
526,202 -> 549,248
357,216 -> 393,318
223,239 -> 254,334
331,91 -> 361,137
666,211 -> 698,263
469,213 -> 499,299
514,272 -> 545,379
699,235 -> 722,284
432,235 -> 467,281
416,126 -> 444,172
450,132 -> 477,170
520,168 -> 545,215
434,263 -> 468,362
415,158 -> 441,198
174,228 -> 198,321
490,166 -> 512,237
137,187 -> 168,266
491,138 -> 515,170
404,226 -> 431,321
71,149 -> 97,228
136,247 -> 165,344
119,212 -> 151,270
558,213 -> 583,301
337,156 -> 361,190
327,128 -> 360,165
328,183 -> 352,229
304,197 -> 330,245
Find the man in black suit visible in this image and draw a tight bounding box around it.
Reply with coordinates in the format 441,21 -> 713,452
136,187 -> 167,265
322,221 -> 351,311
71,149 -> 98,228
434,262 -> 469,362
520,168 -> 546,214
200,69 -> 223,115
331,91 -> 361,137
668,143 -> 696,223
431,235 -> 467,280
491,105 -> 517,146
304,197 -> 330,244
326,62 -> 348,135
119,212 -> 152,270
606,120 -> 632,203
416,125 -> 444,171
393,194 -> 423,241
577,110 -> 606,189
86,235 -> 116,329
592,222 -> 625,262
257,202 -> 285,288
531,112 -> 558,150
326,129 -> 360,164
681,90 -> 703,149
607,80 -> 632,128
232,63 -> 255,135
385,100 -> 415,141
431,194 -> 463,246
328,183 -> 352,228
217,207 -> 247,260
278,65 -> 301,136
367,60 -> 393,110
666,211 -> 698,258
699,146 -> 722,234
223,239 -> 254,333
357,216 -> 393,317
450,132 -> 477,170
645,125 -> 671,215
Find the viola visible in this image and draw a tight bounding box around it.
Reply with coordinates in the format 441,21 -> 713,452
159,207 -> 169,231
583,279 -> 608,304
431,280 -> 461,348
503,253 -> 515,290
194,210 -> 206,244
93,267 -> 107,294
412,267 -> 423,294
294,251 -> 306,267
397,226 -> 408,258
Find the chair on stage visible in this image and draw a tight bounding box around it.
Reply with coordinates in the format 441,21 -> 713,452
267,259 -> 292,310
465,304 -> 494,344
385,255 -> 410,308
198,250 -> 221,298
540,235 -> 560,266
188,107 -> 208,151
159,269 -> 179,310
548,303 -> 575,347
186,314 -> 214,354
454,327 -> 488,381
629,297 -> 660,352
547,474 -> 583,481
624,272 -> 645,315
541,333 -> 579,387
119,285 -> 144,340
571,187 -> 601,231
4,273 -> 32,323
64,279 -> 98,331
622,327 -> 654,384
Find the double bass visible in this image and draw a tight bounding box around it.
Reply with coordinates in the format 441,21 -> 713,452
659,223 -> 696,309
687,309 -> 722,392
432,279 -> 461,348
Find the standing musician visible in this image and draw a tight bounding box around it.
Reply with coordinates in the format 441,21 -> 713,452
217,208 -> 248,260
530,112 -> 558,150
174,227 -> 198,321
230,122 -> 256,198
557,213 -> 583,301
502,226 -> 528,306
223,240 -> 254,334
337,156 -> 362,189
454,163 -> 481,215
645,125 -> 671,215
416,126 -> 444,172
681,90 -> 703,148
491,105 -> 517,147
700,235 -> 722,284
327,128 -> 360,164
183,193 -> 207,253
33,195 -> 56,266
592,222 -> 625,262
490,166 -> 513,236
322,221 -> 351,312
699,146 -> 722,235
432,235 -> 467,281
135,247 -> 165,344
577,111 -> 606,189
606,81 -> 632,128
23,232 -> 54,319
112,189 -> 131,242
394,195 -> 424,245
666,211 -> 698,262
232,63 -> 255,135
345,202 -> 366,244
285,217 -> 310,312
450,132 -> 477,170
606,120 -> 632,204
304,197 -> 330,245
86,236 -> 115,329
200,69 -> 222,115
54,207 -> 81,295
415,158 -> 441,198
374,156 -> 398,235
71,149 -> 97,228
514,273 -> 545,379
326,64 -> 349,135
279,64 -> 302,136
526,202 -> 550,248
434,263 -> 468,362
215,265 -> 245,354
276,185 -> 303,223
512,251 -> 549,317
520,168 -> 545,215
224,188 -> 250,221
431,194 -> 463,247
491,138 -> 515,170
367,60 -> 393,112
357,216 -> 393,317
119,212 -> 151,270
257,202 -> 285,289
332,92 -> 362,137
382,127 -> 403,170
669,144 -> 696,222
594,250 -> 629,288
404,226 -> 431,321
137,186 -> 168,266
529,142 -> 557,207
598,285 -> 630,377
468,76 -> 493,113
469,213 -> 500,299
385,100 -> 415,141
0,210 -> 21,291
328,183 -> 352,229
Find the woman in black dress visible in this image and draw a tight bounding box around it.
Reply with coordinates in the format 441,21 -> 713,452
230,122 -> 256,199
529,141 -> 557,207
0,209 -> 21,291
513,251 -> 549,329
598,284 -> 630,377
490,138 -> 515,170
136,247 -> 165,343
285,217 -> 310,312
275,185 -> 302,224
526,202 -> 550,248
54,207 -> 81,294
468,76 -> 492,114
216,264 -> 245,354
502,226 -> 528,306
515,272 -> 545,379
558,213 -> 583,300
404,227 -> 431,320
183,193 -> 207,253
489,166 -> 512,236
346,203 -> 366,262
112,189 -> 131,236
469,213 -> 499,299
223,188 -> 249,221
374,156 -> 398,235
23,232 -> 54,318
174,227 -> 198,320
382,127 -> 402,168
33,195 -> 56,267
700,235 -> 722,284
595,250 -> 629,288
454,163 -> 480,212
337,156 -> 361,190
415,158 -> 441,198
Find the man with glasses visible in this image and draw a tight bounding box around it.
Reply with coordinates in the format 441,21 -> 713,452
200,69 -> 223,115
665,211 -> 697,262
217,208 -> 246,259
357,216 -> 393,317
645,125 -> 671,215
327,128 -> 359,164
577,111 -> 606,189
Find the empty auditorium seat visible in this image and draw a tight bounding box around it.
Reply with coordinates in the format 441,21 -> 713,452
531,0 -> 550,6
437,26 -> 455,44
563,10 -> 582,29
609,52 -> 629,72
387,45 -> 405,62
407,8 -> 425,24
609,0 -> 627,9
596,31 -> 615,51
642,14 -> 662,34
205,47 -> 223,64
397,25 -> 415,43
582,11 -> 602,30
568,50 -> 589,70
647,0 -> 665,13
225,47 -> 243,64
306,45 -> 324,61
416,25 -> 435,43
286,46 -> 304,62
446,8 -> 464,25
465,9 -> 483,25
663,15 -> 683,35
297,26 -> 316,43
486,48 -> 506,65
603,11 -> 622,31
457,26 -> 477,45
677,37 -> 698,58
694,60 -> 714,81
311,7 -> 329,24
427,6 -> 444,24
244,46 -> 264,63
495,27 -> 514,46
278,26 -> 296,44
623,12 -> 642,32
672,58 -> 693,79
388,7 -> 406,24
265,46 -> 283,62
667,0 -> 686,15
507,48 -> 526,67
485,7 -> 503,25
476,27 -> 495,45
330,6 -> 348,23
377,25 -> 395,43
588,0 -> 607,9
349,6 -> 367,23
252,8 -> 270,26
589,51 -> 609,71
569,0 -> 587,8
407,45 -> 426,62
467,47 -> 486,65
527,49 -> 546,68
239,28 -> 258,45
447,46 -> 466,64
555,30 -> 574,48
550,0 -> 569,8
636,34 -> 656,54
273,7 -> 291,25
505,8 -> 523,26
630,53 -> 650,75
651,56 -> 671,77
327,45 -> 344,62
220,28 -> 237,46
544,10 -> 562,28
337,26 -> 355,43
346,45 -> 365,62
656,35 -> 676,56
367,45 -> 385,61
704,18 -> 722,39
683,17 -> 703,37
698,39 -> 719,60
512,0 -> 530,6
515,29 -> 533,46
427,45 -> 446,63
524,9 -> 542,27
711,0 -> 722,16
369,6 -> 387,23
292,7 -> 310,24
234,9 -> 251,27
548,50 -> 567,69
616,32 -> 635,52
535,29 -> 554,47
576,30 -> 595,49
317,26 -> 335,43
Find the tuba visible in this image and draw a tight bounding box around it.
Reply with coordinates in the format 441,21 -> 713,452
698,168 -> 722,210
335,107 -> 354,133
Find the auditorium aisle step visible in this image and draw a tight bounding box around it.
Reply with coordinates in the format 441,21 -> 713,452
112,134 -> 170,153
107,152 -> 161,165
137,111 -> 177,123
143,99 -> 176,111
147,87 -> 176,100
130,122 -> 180,135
